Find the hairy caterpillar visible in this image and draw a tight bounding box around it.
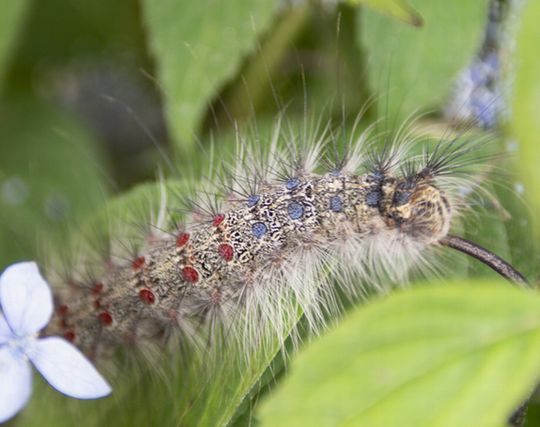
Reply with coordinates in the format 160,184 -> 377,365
0,0 -> 536,425
44,112 -> 525,363
14,1 -> 526,426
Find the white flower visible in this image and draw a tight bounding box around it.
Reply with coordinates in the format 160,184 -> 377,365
0,261 -> 111,423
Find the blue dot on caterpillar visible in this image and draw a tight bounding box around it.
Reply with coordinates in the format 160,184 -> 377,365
247,194 -> 260,207
252,222 -> 267,238
286,177 -> 300,190
287,201 -> 304,220
329,195 -> 343,212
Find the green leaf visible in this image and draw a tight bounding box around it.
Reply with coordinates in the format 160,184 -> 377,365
141,0 -> 277,152
258,282 -> 540,427
360,0 -> 489,121
511,0 -> 540,237
0,0 -> 29,89
348,0 -> 422,26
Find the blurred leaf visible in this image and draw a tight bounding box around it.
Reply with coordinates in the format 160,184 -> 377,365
512,0 -> 540,238
0,0 -> 29,89
349,0 -> 422,26
258,282 -> 540,427
0,100 -> 109,268
141,0 -> 277,152
360,0 -> 489,121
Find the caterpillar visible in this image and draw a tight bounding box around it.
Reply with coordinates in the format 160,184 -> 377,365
31,1 -> 529,425
40,0 -> 529,363
44,113 -> 525,362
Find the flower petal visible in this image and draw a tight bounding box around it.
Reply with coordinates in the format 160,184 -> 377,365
0,347 -> 32,423
28,337 -> 111,399
0,262 -> 53,336
0,312 -> 13,344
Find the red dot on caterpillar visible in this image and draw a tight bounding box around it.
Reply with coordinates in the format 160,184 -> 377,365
139,289 -> 156,305
94,299 -> 102,309
57,304 -> 69,317
63,331 -> 76,342
176,232 -> 190,248
182,266 -> 199,283
98,311 -> 113,326
212,214 -> 225,227
92,282 -> 104,295
132,256 -> 145,270
218,243 -> 234,262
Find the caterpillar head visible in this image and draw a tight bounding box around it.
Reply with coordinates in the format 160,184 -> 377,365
380,177 -> 451,244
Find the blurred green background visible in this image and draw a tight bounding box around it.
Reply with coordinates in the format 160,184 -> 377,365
1,0 -> 540,426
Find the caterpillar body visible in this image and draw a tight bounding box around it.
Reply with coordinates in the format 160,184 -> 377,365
47,120 -> 478,359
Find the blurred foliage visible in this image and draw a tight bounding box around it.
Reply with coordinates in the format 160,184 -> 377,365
349,0 -> 422,26
0,0 -> 539,426
0,100 -> 108,266
512,0 -> 540,238
361,0 -> 489,122
0,0 -> 29,88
